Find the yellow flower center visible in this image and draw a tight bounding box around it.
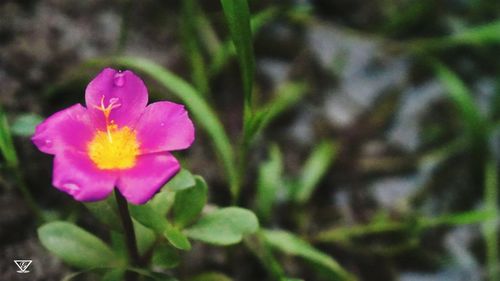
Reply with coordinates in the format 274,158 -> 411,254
88,126 -> 139,170
87,96 -> 139,170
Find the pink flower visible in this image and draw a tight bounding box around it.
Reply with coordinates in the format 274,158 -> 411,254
32,68 -> 195,204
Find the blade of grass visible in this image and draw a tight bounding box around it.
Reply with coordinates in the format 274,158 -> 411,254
181,0 -> 210,96
85,57 -> 239,200
210,7 -> 278,76
409,20 -> 500,51
434,62 -> 487,142
263,229 -> 355,281
418,137 -> 469,166
219,0 -> 255,110
423,209 -> 496,227
294,141 -> 339,204
0,106 -> 19,168
451,20 -> 500,45
196,10 -> 222,58
482,154 -> 499,280
210,5 -> 281,202
244,232 -> 286,281
433,62 -> 498,278
250,82 -> 307,142
219,0 -> 256,202
0,107 -> 44,221
242,82 -> 306,204
315,210 -> 494,242
256,145 -> 283,221
116,0 -> 132,54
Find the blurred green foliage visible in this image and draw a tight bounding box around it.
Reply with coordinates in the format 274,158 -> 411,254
3,0 -> 500,280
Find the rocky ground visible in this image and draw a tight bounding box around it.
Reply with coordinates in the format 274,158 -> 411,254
1,0 -> 499,280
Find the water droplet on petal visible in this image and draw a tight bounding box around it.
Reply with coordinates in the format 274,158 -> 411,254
44,139 -> 53,147
62,182 -> 80,196
113,72 -> 125,87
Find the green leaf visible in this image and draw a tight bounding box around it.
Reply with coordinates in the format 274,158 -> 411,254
134,219 -> 157,255
294,141 -> 339,204
189,272 -> 233,281
110,231 -> 127,258
127,268 -> 178,281
146,272 -> 178,281
147,169 -> 198,217
61,269 -> 100,281
185,207 -> 259,245
219,0 -> 255,108
11,113 -> 43,137
129,204 -> 169,233
263,230 -> 353,281
102,269 -> 126,281
256,145 -> 283,220
434,63 -> 487,141
107,222 -> 156,257
164,169 -> 196,191
164,224 -> 192,250
38,221 -> 119,269
0,107 -> 18,167
85,197 -> 122,232
174,176 -> 208,228
147,188 -> 176,216
88,57 -> 239,203
129,200 -> 191,250
152,243 -> 180,269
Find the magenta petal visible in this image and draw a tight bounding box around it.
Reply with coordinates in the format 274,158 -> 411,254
85,68 -> 148,129
116,152 -> 180,205
31,104 -> 94,155
53,151 -> 117,202
135,102 -> 195,154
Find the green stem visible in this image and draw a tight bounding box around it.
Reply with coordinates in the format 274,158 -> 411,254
233,137 -> 249,204
115,191 -> 140,267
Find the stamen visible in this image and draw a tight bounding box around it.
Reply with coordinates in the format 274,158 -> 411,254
93,96 -> 122,143
88,96 -> 137,170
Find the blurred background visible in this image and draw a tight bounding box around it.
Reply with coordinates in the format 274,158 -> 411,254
1,0 -> 500,280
